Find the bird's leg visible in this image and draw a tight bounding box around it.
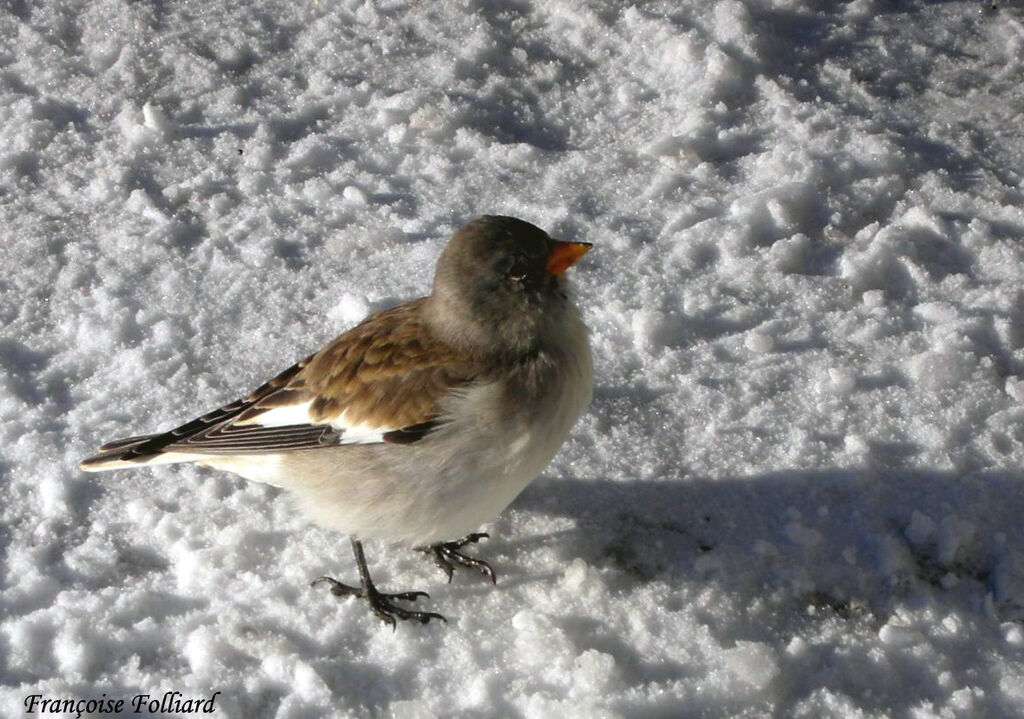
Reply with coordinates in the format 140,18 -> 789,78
311,538 -> 446,628
417,532 -> 496,584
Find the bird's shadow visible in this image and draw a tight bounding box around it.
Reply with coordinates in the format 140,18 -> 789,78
506,467 -> 1024,717
514,467 -> 1024,622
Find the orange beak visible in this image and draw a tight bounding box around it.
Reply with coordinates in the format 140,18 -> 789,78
546,240 -> 592,276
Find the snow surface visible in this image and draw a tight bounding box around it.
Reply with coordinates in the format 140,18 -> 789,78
3,0 -> 1024,716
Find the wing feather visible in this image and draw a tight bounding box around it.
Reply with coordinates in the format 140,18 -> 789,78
83,298 -> 487,467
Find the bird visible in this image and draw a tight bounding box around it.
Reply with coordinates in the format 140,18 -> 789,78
80,215 -> 593,627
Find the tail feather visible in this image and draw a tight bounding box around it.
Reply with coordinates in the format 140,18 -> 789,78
79,434 -> 201,472
97,434 -> 161,452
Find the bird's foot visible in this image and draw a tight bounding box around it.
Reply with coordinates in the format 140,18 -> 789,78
419,532 -> 496,584
311,576 -> 446,628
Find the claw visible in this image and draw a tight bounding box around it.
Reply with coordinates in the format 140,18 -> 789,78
418,533 -> 497,584
315,539 -> 448,627
311,576 -> 362,597
313,575 -> 446,626
390,590 -> 430,602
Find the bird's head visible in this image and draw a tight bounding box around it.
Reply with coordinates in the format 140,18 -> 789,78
427,215 -> 591,358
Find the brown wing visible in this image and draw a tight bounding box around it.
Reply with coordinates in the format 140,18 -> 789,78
292,298 -> 481,428
82,299 -> 485,467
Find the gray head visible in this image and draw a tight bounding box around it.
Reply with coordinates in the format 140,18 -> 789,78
426,216 -> 590,357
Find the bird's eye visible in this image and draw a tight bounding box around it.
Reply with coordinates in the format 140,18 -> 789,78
505,258 -> 529,284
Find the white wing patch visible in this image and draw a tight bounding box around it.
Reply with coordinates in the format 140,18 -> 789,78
232,401 -> 393,446
233,401 -> 317,427
330,411 -> 391,445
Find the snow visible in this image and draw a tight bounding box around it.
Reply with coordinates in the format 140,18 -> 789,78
3,0 -> 1024,716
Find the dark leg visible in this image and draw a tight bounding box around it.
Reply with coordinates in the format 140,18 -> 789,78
312,538 -> 446,628
417,533 -> 496,584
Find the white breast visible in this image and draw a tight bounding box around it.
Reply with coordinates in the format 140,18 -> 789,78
398,306 -> 594,543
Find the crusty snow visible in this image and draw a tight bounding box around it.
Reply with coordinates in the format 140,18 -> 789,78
3,0 -> 1024,717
